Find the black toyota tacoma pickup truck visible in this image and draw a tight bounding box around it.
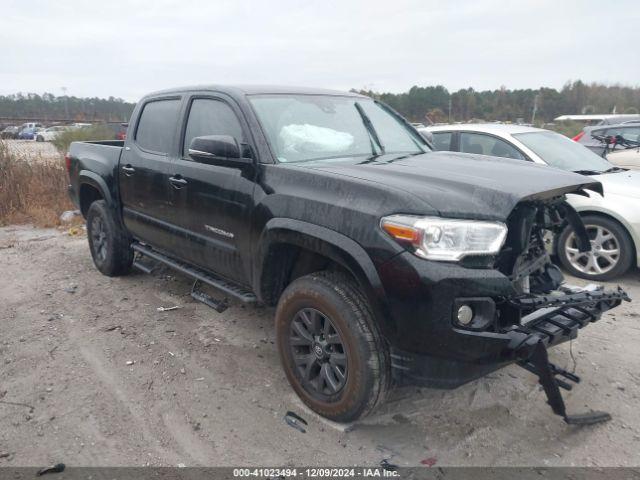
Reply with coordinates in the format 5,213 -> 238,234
66,85 -> 629,424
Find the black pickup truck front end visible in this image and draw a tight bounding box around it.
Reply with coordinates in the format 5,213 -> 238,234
380,196 -> 630,425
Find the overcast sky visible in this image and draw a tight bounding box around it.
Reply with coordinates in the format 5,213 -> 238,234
2,0 -> 638,102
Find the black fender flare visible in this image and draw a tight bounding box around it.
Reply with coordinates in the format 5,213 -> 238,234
78,170 -> 113,207
255,218 -> 392,334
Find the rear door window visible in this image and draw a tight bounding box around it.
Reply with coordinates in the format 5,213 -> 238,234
460,132 -> 525,160
606,126 -> 640,142
182,98 -> 245,158
135,99 -> 181,154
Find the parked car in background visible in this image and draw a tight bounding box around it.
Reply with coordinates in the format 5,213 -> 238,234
586,123 -> 640,170
1,125 -> 20,139
573,116 -> 640,155
16,122 -> 44,139
421,124 -> 640,280
18,122 -> 43,132
18,127 -> 43,140
555,114 -> 640,125
104,122 -> 128,140
36,125 -> 71,142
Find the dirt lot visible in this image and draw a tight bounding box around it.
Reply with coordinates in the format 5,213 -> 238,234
1,225 -> 639,467
3,139 -> 59,162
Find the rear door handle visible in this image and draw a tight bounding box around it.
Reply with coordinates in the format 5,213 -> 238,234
169,175 -> 188,188
122,164 -> 135,176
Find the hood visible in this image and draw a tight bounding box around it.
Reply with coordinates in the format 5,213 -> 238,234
592,169 -> 640,199
304,152 -> 603,221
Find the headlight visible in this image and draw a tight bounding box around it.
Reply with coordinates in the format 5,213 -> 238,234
380,215 -> 508,262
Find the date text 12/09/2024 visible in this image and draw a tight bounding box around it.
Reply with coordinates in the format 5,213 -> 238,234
232,468 -> 400,477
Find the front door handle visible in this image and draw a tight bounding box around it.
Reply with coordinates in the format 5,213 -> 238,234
169,175 -> 188,188
122,164 -> 135,176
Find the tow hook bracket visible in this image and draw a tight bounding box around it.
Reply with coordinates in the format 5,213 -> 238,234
520,340 -> 611,426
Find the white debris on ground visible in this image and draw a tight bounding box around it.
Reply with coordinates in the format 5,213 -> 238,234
59,210 -> 81,223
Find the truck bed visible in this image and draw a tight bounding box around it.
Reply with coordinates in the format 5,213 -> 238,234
67,140 -> 125,214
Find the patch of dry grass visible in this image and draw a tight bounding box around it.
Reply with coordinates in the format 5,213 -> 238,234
51,125 -> 114,154
0,141 -> 76,227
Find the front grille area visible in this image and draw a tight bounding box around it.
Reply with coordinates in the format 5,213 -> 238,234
495,199 -> 569,295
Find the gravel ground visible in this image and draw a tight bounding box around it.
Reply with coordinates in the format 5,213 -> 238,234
2,139 -> 60,162
1,225 -> 639,467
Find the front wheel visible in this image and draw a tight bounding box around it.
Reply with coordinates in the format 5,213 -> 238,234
86,200 -> 134,276
275,271 -> 390,422
36,135 -> 44,142
557,215 -> 634,281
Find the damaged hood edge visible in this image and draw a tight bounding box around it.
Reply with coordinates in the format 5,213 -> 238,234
521,180 -> 603,202
305,152 -> 604,222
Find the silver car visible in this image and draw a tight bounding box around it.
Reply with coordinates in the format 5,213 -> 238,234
585,122 -> 640,170
421,123 -> 640,280
573,116 -> 640,156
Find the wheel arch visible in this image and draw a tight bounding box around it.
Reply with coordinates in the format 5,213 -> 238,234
562,207 -> 639,267
78,170 -> 113,216
255,218 -> 391,332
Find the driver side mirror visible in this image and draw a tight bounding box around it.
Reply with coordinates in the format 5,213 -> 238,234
188,135 -> 252,165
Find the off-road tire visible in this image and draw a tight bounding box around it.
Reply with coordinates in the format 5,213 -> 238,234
86,200 -> 133,276
275,271 -> 390,422
557,214 -> 634,281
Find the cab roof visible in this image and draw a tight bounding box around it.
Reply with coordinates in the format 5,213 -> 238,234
144,85 -> 368,100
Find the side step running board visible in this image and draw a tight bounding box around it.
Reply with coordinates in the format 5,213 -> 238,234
131,243 -> 257,304
132,260 -> 154,274
191,280 -> 228,313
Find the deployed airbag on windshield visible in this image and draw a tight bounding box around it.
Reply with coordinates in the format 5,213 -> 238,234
280,124 -> 354,159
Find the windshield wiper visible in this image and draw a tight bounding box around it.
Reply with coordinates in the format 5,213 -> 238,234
573,169 -> 604,175
357,154 -> 384,165
358,151 -> 426,165
355,102 -> 385,155
603,166 -> 627,173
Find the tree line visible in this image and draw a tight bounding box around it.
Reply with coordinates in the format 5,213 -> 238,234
0,93 -> 134,122
356,81 -> 640,125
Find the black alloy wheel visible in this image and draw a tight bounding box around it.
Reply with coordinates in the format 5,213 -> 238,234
90,215 -> 108,264
289,307 -> 348,397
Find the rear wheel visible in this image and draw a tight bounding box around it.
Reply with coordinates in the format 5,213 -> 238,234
86,200 -> 133,276
557,214 -> 633,281
275,271 -> 390,422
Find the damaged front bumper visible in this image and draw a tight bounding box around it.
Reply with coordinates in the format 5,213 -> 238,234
382,196 -> 634,424
504,284 -> 629,424
389,277 -> 630,424
504,284 -> 629,360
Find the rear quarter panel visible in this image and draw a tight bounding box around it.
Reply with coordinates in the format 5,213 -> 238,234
68,141 -> 124,213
